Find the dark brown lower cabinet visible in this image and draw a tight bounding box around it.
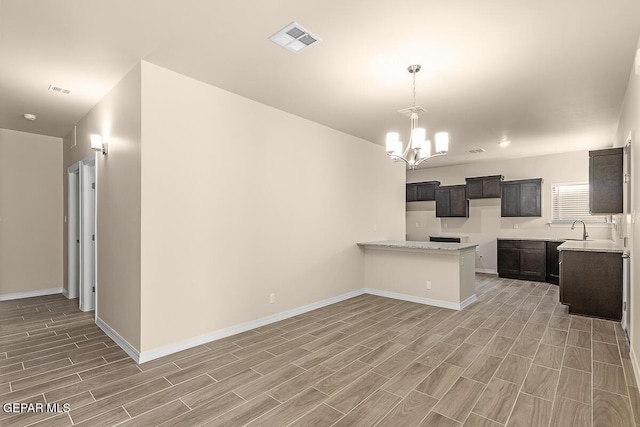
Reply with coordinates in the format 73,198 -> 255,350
559,250 -> 623,320
497,241 -> 520,278
546,241 -> 563,285
497,239 -> 545,281
519,245 -> 546,281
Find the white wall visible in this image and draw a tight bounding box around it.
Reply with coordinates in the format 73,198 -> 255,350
64,64 -> 142,351
406,151 -> 612,273
0,128 -> 63,297
139,62 -> 405,353
614,38 -> 639,378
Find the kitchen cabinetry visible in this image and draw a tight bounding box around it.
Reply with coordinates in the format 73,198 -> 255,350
589,148 -> 623,214
465,175 -> 503,199
406,181 -> 440,202
435,185 -> 469,218
497,239 -> 546,282
429,236 -> 461,243
501,178 -> 542,217
560,249 -> 622,320
545,241 -> 563,285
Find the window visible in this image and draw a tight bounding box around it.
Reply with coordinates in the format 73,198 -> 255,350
551,183 -> 606,223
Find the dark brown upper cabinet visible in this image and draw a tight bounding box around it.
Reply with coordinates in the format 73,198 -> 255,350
406,181 -> 440,202
435,185 -> 469,218
589,147 -> 623,214
465,175 -> 504,199
501,178 -> 542,217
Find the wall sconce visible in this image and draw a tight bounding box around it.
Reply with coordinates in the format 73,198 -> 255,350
90,134 -> 108,155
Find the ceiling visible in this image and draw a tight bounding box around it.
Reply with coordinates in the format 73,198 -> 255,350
1,0 -> 639,168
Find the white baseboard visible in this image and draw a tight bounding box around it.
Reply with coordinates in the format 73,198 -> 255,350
96,316 -> 141,364
62,288 -> 70,299
460,294 -> 478,309
364,288 -> 477,311
116,287 -> 478,364
137,289 -> 366,364
0,287 -> 63,302
630,347 -> 640,390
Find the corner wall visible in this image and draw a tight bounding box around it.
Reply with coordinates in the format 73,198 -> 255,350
63,64 -> 142,351
614,37 -> 639,380
406,151 -> 613,273
139,62 -> 405,354
0,128 -> 62,298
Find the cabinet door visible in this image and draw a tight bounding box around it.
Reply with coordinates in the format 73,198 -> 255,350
520,181 -> 542,217
498,247 -> 520,278
501,183 -> 520,216
483,177 -> 502,198
435,188 -> 450,217
560,250 -> 623,320
466,179 -> 483,199
520,249 -> 546,281
449,187 -> 469,217
406,184 -> 418,202
416,182 -> 436,201
546,241 -> 562,285
590,149 -> 623,214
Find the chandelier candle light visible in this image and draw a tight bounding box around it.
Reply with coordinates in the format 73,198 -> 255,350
386,64 -> 449,169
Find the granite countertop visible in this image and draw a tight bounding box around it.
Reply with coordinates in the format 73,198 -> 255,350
357,240 -> 478,251
497,237 -> 570,242
557,240 -> 624,253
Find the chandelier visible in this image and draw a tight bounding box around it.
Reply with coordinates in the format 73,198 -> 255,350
386,64 -> 449,169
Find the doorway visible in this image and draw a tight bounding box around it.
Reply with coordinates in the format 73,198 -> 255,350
67,154 -> 97,312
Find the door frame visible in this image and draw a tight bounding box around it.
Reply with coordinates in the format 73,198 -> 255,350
79,154 -> 97,312
67,153 -> 97,313
66,163 -> 80,299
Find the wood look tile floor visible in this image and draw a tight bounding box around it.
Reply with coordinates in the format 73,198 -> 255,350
1,274 -> 638,426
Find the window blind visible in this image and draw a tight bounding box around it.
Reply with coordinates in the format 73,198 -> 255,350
551,183 -> 605,223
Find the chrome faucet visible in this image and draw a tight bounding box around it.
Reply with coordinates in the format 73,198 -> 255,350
571,220 -> 589,241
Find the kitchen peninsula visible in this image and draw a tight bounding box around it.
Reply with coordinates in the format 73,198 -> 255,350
357,240 -> 478,310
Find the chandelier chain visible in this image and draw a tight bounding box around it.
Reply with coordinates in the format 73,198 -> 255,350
412,71 -> 416,109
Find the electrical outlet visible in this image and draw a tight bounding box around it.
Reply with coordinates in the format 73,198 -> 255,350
415,222 -> 420,228
269,293 -> 276,304
373,224 -> 378,232
443,223 -> 448,229
426,281 -> 431,290
513,223 -> 519,229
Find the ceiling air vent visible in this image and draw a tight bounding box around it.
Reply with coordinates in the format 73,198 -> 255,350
269,22 -> 321,54
48,84 -> 71,94
466,148 -> 486,154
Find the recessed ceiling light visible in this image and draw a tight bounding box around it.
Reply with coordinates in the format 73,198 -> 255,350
23,113 -> 36,121
499,140 -> 511,147
269,22 -> 321,54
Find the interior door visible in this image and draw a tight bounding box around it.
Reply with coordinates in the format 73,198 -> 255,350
79,160 -> 96,312
67,166 -> 80,299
